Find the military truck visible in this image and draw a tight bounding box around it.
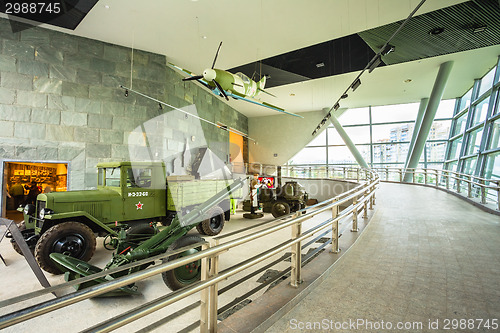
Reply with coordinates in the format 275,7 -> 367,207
11,161 -> 239,274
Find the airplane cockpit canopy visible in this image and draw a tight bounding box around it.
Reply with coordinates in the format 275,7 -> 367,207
235,72 -> 250,84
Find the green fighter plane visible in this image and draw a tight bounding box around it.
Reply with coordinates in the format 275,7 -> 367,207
169,42 -> 303,118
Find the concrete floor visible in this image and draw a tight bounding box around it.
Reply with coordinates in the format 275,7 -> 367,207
264,183 -> 500,333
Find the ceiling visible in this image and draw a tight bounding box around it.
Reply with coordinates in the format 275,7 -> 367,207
2,0 -> 499,118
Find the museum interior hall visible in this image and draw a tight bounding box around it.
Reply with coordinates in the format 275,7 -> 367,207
0,1 -> 499,332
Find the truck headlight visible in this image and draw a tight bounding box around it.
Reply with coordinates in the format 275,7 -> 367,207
40,208 -> 53,220
24,204 -> 35,216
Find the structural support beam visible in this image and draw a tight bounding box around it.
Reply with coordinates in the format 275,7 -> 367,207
405,98 -> 429,169
404,61 -> 454,182
328,109 -> 370,169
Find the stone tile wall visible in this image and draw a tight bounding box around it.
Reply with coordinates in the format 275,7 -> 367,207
0,18 -> 248,193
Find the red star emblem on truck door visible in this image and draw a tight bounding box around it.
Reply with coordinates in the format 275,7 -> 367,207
136,202 -> 143,210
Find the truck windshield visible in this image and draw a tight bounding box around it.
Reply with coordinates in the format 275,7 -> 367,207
105,168 -> 121,187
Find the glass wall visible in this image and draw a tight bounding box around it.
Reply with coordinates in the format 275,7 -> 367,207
289,99 -> 455,170
444,58 -> 500,200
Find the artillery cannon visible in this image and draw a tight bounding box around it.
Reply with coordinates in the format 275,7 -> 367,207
50,178 -> 246,295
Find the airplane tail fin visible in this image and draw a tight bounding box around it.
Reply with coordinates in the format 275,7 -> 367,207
258,75 -> 267,90
257,75 -> 277,97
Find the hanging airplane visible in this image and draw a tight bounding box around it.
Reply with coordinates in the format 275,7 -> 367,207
169,42 -> 303,118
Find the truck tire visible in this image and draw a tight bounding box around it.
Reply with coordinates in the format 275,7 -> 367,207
201,206 -> 225,236
34,222 -> 96,275
161,235 -> 204,290
10,221 -> 36,256
271,201 -> 291,218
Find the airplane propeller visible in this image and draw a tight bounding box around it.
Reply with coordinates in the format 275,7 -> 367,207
181,42 -> 229,100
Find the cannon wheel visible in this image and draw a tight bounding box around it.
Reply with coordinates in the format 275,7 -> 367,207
196,223 -> 206,235
162,235 -> 204,291
34,222 -> 96,275
201,206 -> 225,236
126,224 -> 156,246
271,201 -> 291,218
11,221 -> 36,255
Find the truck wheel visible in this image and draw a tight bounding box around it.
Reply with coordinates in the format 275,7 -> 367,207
162,235 -> 204,291
10,221 -> 36,256
201,206 -> 225,236
34,222 -> 96,275
271,201 -> 291,218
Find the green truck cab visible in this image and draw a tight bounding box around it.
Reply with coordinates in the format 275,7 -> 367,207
14,161 -> 236,274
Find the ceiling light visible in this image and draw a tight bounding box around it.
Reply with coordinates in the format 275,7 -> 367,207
290,93 -> 295,97
333,103 -> 340,110
316,62 -> 325,68
351,78 -> 362,91
472,25 -> 486,33
341,93 -> 348,99
104,5 -> 110,9
201,36 -> 207,39
429,27 -> 445,35
381,44 -> 395,56
404,79 -> 412,83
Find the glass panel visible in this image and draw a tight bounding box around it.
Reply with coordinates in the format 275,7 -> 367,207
307,129 -> 327,146
127,168 -> 152,188
452,112 -> 468,137
328,145 -> 370,165
343,126 -> 371,144
426,141 -> 447,162
484,151 -> 500,180
465,127 -> 483,155
371,102 -> 419,123
446,161 -> 458,172
448,137 -> 462,160
429,120 -> 451,140
471,98 -> 489,126
462,156 -> 477,174
488,118 -> 500,151
459,87 -> 472,112
289,147 -> 326,165
105,167 -> 121,187
478,67 -> 496,97
337,107 -> 370,125
327,127 -> 343,145
372,123 -> 413,143
372,143 -> 409,164
435,99 -> 456,119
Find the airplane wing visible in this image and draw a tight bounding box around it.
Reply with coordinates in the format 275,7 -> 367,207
228,91 -> 303,118
168,63 -> 213,90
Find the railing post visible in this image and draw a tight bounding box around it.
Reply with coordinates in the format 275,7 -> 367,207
210,239 -> 220,332
457,176 -> 461,194
290,212 -> 303,288
385,168 -> 389,181
363,191 -> 368,219
481,179 -> 487,204
424,169 -> 428,185
356,168 -> 360,182
467,176 -> 472,198
343,167 -> 346,179
399,169 -> 403,183
435,170 -> 439,187
445,171 -> 450,190
331,199 -> 340,254
496,180 -> 500,211
351,195 -> 359,232
370,185 -> 375,210
200,242 -> 211,333
412,169 -> 415,183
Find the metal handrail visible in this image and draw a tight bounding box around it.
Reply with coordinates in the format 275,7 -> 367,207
0,168 -> 379,332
